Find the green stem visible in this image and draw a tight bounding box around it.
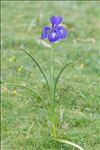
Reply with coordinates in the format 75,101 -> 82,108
51,47 -> 55,111
50,46 -> 55,115
49,44 -> 56,136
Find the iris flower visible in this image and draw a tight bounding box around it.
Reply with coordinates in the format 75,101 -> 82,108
41,16 -> 67,42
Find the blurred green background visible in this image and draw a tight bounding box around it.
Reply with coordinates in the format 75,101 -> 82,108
1,1 -> 100,150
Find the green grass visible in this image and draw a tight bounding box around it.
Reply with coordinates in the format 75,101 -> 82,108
1,1 -> 100,150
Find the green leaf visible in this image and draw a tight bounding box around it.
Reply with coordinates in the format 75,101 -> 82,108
55,138 -> 84,150
21,49 -> 50,94
54,62 -> 72,92
1,82 -> 45,101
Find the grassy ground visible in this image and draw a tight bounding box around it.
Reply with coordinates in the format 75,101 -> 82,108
1,1 -> 100,150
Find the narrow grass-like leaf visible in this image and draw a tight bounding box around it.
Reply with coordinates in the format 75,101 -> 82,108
1,82 -> 52,125
54,63 -> 72,94
1,82 -> 45,101
21,49 -> 50,94
55,138 -> 84,150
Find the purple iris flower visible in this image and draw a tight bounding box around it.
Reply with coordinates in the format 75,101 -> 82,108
56,26 -> 67,39
50,16 -> 62,28
48,28 -> 59,42
41,16 -> 67,42
41,26 -> 50,39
